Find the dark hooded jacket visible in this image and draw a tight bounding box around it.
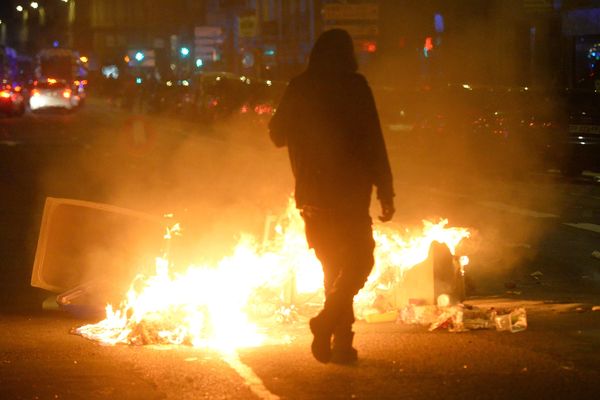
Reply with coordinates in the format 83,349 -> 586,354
269,29 -> 394,211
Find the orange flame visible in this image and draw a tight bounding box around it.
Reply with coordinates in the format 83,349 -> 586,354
76,198 -> 470,350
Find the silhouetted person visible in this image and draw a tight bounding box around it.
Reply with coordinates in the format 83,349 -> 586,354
269,29 -> 395,364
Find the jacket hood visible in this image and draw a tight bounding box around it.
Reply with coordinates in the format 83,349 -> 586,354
307,29 -> 358,75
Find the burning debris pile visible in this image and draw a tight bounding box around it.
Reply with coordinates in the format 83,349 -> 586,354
72,197 -> 477,349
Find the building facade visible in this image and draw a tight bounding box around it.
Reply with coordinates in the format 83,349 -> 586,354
2,0 -> 596,88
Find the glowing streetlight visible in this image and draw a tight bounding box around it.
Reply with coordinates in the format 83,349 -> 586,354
16,5 -> 24,12
30,2 -> 39,9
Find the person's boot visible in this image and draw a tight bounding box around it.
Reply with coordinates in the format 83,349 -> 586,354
330,331 -> 358,364
309,316 -> 333,363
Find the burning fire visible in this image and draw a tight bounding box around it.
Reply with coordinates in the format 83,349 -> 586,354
75,198 -> 470,351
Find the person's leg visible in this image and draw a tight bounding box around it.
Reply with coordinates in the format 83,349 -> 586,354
328,215 -> 375,364
303,210 -> 339,362
303,210 -> 374,363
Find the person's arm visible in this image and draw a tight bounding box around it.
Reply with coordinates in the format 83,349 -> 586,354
268,81 -> 295,148
359,77 -> 395,221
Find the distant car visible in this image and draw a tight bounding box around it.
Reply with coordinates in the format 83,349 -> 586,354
29,79 -> 81,112
237,78 -> 284,125
0,81 -> 26,116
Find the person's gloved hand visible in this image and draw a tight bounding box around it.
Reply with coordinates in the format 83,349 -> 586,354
378,198 -> 395,222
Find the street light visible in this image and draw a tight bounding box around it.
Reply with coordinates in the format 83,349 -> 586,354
28,2 -> 45,26
16,5 -> 24,12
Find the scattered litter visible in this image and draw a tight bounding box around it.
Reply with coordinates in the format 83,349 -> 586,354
495,307 -> 527,333
437,294 -> 450,307
364,309 -> 399,323
399,305 -> 439,326
592,250 -> 600,260
42,296 -> 60,311
530,271 -> 543,279
428,306 -> 462,332
398,304 -> 528,333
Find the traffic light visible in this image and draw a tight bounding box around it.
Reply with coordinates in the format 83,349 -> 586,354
134,51 -> 145,62
423,37 -> 434,58
180,47 -> 190,58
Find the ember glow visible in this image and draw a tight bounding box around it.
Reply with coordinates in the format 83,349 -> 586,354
76,198 -> 470,350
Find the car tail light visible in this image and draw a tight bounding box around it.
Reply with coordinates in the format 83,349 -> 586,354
254,104 -> 273,115
63,89 -> 72,99
31,89 -> 40,97
0,90 -> 11,99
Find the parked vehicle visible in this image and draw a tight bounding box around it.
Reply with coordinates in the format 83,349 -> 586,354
0,46 -> 26,116
236,78 -> 284,126
0,80 -> 26,116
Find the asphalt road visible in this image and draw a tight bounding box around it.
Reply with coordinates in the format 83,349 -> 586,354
0,99 -> 599,399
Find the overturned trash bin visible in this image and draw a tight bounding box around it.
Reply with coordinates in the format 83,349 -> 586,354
31,197 -> 166,316
360,240 -> 468,323
395,241 -> 465,307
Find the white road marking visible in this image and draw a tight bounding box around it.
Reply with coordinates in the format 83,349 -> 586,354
224,353 -> 280,400
477,201 -> 559,219
563,223 -> 600,234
